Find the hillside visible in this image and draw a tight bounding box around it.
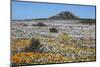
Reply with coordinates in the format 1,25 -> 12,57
49,11 -> 80,20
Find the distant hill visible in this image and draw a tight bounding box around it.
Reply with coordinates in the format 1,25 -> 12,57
49,11 -> 80,20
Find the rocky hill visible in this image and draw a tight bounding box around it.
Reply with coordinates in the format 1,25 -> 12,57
49,11 -> 80,20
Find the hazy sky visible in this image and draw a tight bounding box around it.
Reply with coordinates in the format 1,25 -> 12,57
12,1 -> 96,20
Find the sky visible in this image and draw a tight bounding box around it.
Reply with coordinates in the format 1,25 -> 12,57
12,1 -> 96,20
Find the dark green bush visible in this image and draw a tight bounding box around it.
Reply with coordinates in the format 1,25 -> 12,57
25,38 -> 40,52
49,28 -> 58,33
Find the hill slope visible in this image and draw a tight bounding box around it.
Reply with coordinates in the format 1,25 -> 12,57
49,11 -> 80,20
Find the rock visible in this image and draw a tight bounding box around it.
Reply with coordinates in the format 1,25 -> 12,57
49,28 -> 58,33
32,24 -> 36,26
33,23 -> 46,26
23,24 -> 28,26
25,38 -> 40,52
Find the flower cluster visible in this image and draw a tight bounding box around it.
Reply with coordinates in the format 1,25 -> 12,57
11,33 -> 96,66
11,52 -> 71,65
11,38 -> 31,51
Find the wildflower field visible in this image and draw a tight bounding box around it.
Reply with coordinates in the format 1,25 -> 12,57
11,20 -> 96,66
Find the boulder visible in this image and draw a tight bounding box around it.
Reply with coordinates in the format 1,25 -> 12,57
32,23 -> 46,26
25,38 -> 40,52
49,28 -> 58,33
